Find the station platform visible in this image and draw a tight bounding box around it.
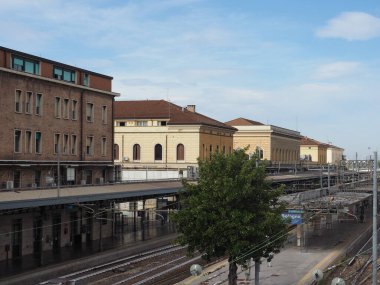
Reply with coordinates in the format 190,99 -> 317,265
179,207 -> 373,285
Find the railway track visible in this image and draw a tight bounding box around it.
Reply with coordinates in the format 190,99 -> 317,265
39,244 -> 204,285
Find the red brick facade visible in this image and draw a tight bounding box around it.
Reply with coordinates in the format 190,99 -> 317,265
0,46 -> 119,189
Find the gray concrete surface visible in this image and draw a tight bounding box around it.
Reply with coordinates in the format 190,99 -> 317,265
178,209 -> 373,285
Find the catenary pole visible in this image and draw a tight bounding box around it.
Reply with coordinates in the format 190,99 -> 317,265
372,151 -> 377,285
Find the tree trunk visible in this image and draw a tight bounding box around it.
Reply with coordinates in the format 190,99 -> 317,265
228,260 -> 238,285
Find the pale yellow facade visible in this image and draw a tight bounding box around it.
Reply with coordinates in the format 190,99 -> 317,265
300,145 -> 328,164
231,125 -> 301,163
114,119 -> 234,170
327,146 -> 344,165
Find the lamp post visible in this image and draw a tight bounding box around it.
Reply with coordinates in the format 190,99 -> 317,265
372,151 -> 378,285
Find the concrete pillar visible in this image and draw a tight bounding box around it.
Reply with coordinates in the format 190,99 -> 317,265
296,224 -> 303,247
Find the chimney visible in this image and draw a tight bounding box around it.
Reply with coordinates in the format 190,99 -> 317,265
186,105 -> 196,113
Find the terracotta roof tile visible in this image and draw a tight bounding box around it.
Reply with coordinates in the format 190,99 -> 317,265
300,136 -> 328,146
114,100 -> 236,131
225,117 -> 264,126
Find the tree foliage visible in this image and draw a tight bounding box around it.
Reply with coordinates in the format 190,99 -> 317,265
172,148 -> 288,284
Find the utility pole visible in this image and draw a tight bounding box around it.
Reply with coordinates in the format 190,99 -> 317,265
372,151 -> 377,285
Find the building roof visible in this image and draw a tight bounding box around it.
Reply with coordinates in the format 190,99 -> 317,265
114,100 -> 236,131
225,117 -> 264,126
0,46 -> 113,79
300,136 -> 328,147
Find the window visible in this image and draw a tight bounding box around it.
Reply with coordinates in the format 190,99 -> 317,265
256,147 -> 264,159
86,136 -> 93,155
209,145 -> 213,159
86,103 -> 94,122
114,144 -> 119,160
54,133 -> 61,154
119,122 -> 125,127
71,100 -> 77,120
35,132 -> 42,153
53,66 -> 76,83
177,144 -> 184,161
71,135 -> 77,155
12,55 -> 40,75
136,121 -> 148,126
15,90 -> 22,113
55,97 -> 61,118
222,146 -> 226,154
133,144 -> 140,160
101,106 -> 107,124
63,134 -> 69,154
14,130 -> 21,153
101,137 -> 107,156
159,121 -> 167,126
35,93 -> 42,115
63,99 -> 69,119
25,130 -> 32,153
154,144 -> 162,161
83,73 -> 89,86
25,92 -> 32,114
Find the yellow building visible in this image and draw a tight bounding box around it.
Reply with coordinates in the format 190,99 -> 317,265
114,100 -> 236,180
225,118 -> 301,163
327,144 -> 345,165
300,136 -> 329,164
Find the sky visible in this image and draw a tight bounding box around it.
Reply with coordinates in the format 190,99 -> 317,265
1,0 -> 380,159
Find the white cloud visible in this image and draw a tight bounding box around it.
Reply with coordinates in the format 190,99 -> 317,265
312,61 -> 362,80
316,12 -> 380,40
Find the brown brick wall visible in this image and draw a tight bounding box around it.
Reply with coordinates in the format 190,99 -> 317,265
0,71 -> 113,162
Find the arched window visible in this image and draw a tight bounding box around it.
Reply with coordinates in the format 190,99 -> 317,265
177,144 -> 184,161
133,144 -> 140,160
256,146 -> 263,159
154,144 -> 162,160
113,144 -> 119,160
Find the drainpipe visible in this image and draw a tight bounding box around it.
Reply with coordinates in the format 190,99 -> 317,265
165,134 -> 168,168
80,90 -> 84,183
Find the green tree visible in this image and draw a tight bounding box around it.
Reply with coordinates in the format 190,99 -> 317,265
172,149 -> 288,285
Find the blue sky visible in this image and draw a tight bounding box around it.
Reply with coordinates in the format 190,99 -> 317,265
1,0 -> 380,159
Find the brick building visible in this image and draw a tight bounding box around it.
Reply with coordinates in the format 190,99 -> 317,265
0,46 -> 119,189
114,100 -> 236,180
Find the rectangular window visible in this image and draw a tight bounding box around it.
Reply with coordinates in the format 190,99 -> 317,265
63,99 -> 69,119
136,121 -> 148,126
86,136 -> 93,155
14,130 -> 21,153
101,137 -> 107,156
71,100 -> 77,120
55,97 -> 61,118
25,130 -> 32,153
101,106 -> 107,124
12,56 -> 40,75
15,90 -> 22,113
53,66 -> 76,83
63,134 -> 69,154
35,132 -> 42,154
119,122 -> 125,127
25,92 -> 32,114
35,93 -> 42,115
54,133 -> 60,154
71,134 -> 77,155
86,103 -> 94,122
83,73 -> 89,86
